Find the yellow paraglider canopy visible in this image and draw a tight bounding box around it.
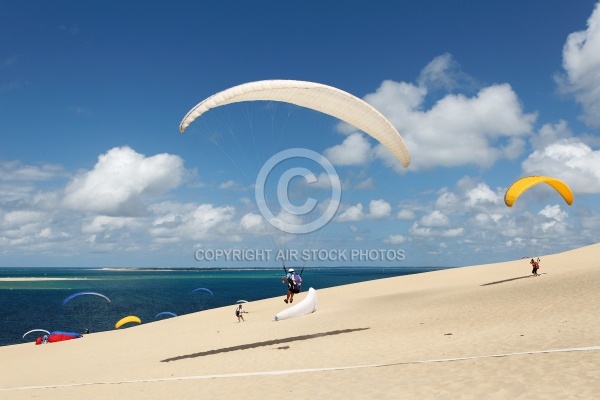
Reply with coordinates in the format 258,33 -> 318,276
115,315 -> 141,329
504,176 -> 574,207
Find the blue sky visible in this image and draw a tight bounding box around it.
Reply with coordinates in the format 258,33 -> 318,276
1,1 -> 600,268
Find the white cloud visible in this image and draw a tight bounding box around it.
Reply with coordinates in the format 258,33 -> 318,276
369,199 -> 392,219
396,208 -> 416,220
522,138 -> 600,193
466,183 -> 501,206
81,215 -> 142,234
409,222 -> 433,237
434,191 -> 461,210
556,3 -> 600,127
420,210 -> 449,227
62,147 -> 185,216
363,55 -> 535,172
417,53 -> 474,91
337,203 -> 364,222
148,202 -> 236,242
240,212 -> 268,233
323,133 -> 372,166
384,234 -> 406,244
2,210 -> 45,228
538,205 -> 568,222
337,199 -> 392,222
441,227 -> 464,237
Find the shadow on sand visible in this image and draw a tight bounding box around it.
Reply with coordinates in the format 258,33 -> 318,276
161,327 -> 370,362
481,273 -> 545,286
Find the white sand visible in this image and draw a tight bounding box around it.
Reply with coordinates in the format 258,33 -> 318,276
1,243 -> 599,399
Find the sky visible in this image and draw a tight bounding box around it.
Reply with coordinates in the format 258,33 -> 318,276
1,0 -> 600,268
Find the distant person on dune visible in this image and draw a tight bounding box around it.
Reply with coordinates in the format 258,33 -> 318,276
235,304 -> 247,322
530,258 -> 540,276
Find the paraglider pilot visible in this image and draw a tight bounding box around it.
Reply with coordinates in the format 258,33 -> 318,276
530,258 -> 540,276
283,268 -> 302,304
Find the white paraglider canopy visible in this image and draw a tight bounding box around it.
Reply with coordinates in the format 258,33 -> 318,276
180,80 -> 410,168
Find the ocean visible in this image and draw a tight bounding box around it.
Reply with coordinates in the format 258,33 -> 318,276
0,266 -> 441,347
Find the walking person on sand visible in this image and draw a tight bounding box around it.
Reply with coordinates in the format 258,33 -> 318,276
530,258 -> 540,276
235,304 -> 247,322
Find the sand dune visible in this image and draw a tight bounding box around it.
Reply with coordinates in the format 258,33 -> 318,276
1,243 -> 599,399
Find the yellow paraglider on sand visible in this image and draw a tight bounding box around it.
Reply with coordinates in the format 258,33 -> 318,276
115,315 -> 141,329
504,176 -> 574,207
179,80 -> 411,168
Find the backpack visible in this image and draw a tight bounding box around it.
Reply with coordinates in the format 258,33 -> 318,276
290,273 -> 302,293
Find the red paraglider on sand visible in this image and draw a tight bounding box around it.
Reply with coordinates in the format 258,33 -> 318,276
35,331 -> 82,345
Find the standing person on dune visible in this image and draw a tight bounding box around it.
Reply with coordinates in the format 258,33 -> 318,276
282,267 -> 302,303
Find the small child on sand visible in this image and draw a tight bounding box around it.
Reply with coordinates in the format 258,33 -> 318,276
235,304 -> 247,322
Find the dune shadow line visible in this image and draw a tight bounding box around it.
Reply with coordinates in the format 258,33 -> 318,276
161,327 -> 370,363
481,274 -> 544,286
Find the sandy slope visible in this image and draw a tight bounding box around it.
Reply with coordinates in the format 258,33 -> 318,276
1,243 -> 599,399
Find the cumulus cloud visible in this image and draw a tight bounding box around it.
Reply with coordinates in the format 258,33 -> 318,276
396,208 -> 416,220
384,234 -> 406,244
409,222 -> 433,237
369,199 -> 392,219
556,2 -> 600,127
420,210 -> 449,227
357,54 -> 536,172
149,202 -> 236,242
522,138 -> 600,193
465,183 -> 502,206
323,133 -> 373,166
337,203 -> 364,222
337,199 -> 392,221
240,212 -> 269,233
62,147 -> 185,216
2,210 -> 45,228
539,205 -> 568,222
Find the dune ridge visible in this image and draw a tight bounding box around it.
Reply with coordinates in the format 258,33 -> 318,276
1,242 -> 599,399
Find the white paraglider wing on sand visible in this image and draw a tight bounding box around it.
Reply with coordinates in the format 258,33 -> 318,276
273,287 -> 317,321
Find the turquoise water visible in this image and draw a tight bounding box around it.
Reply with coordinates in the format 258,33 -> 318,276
0,266 -> 441,347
